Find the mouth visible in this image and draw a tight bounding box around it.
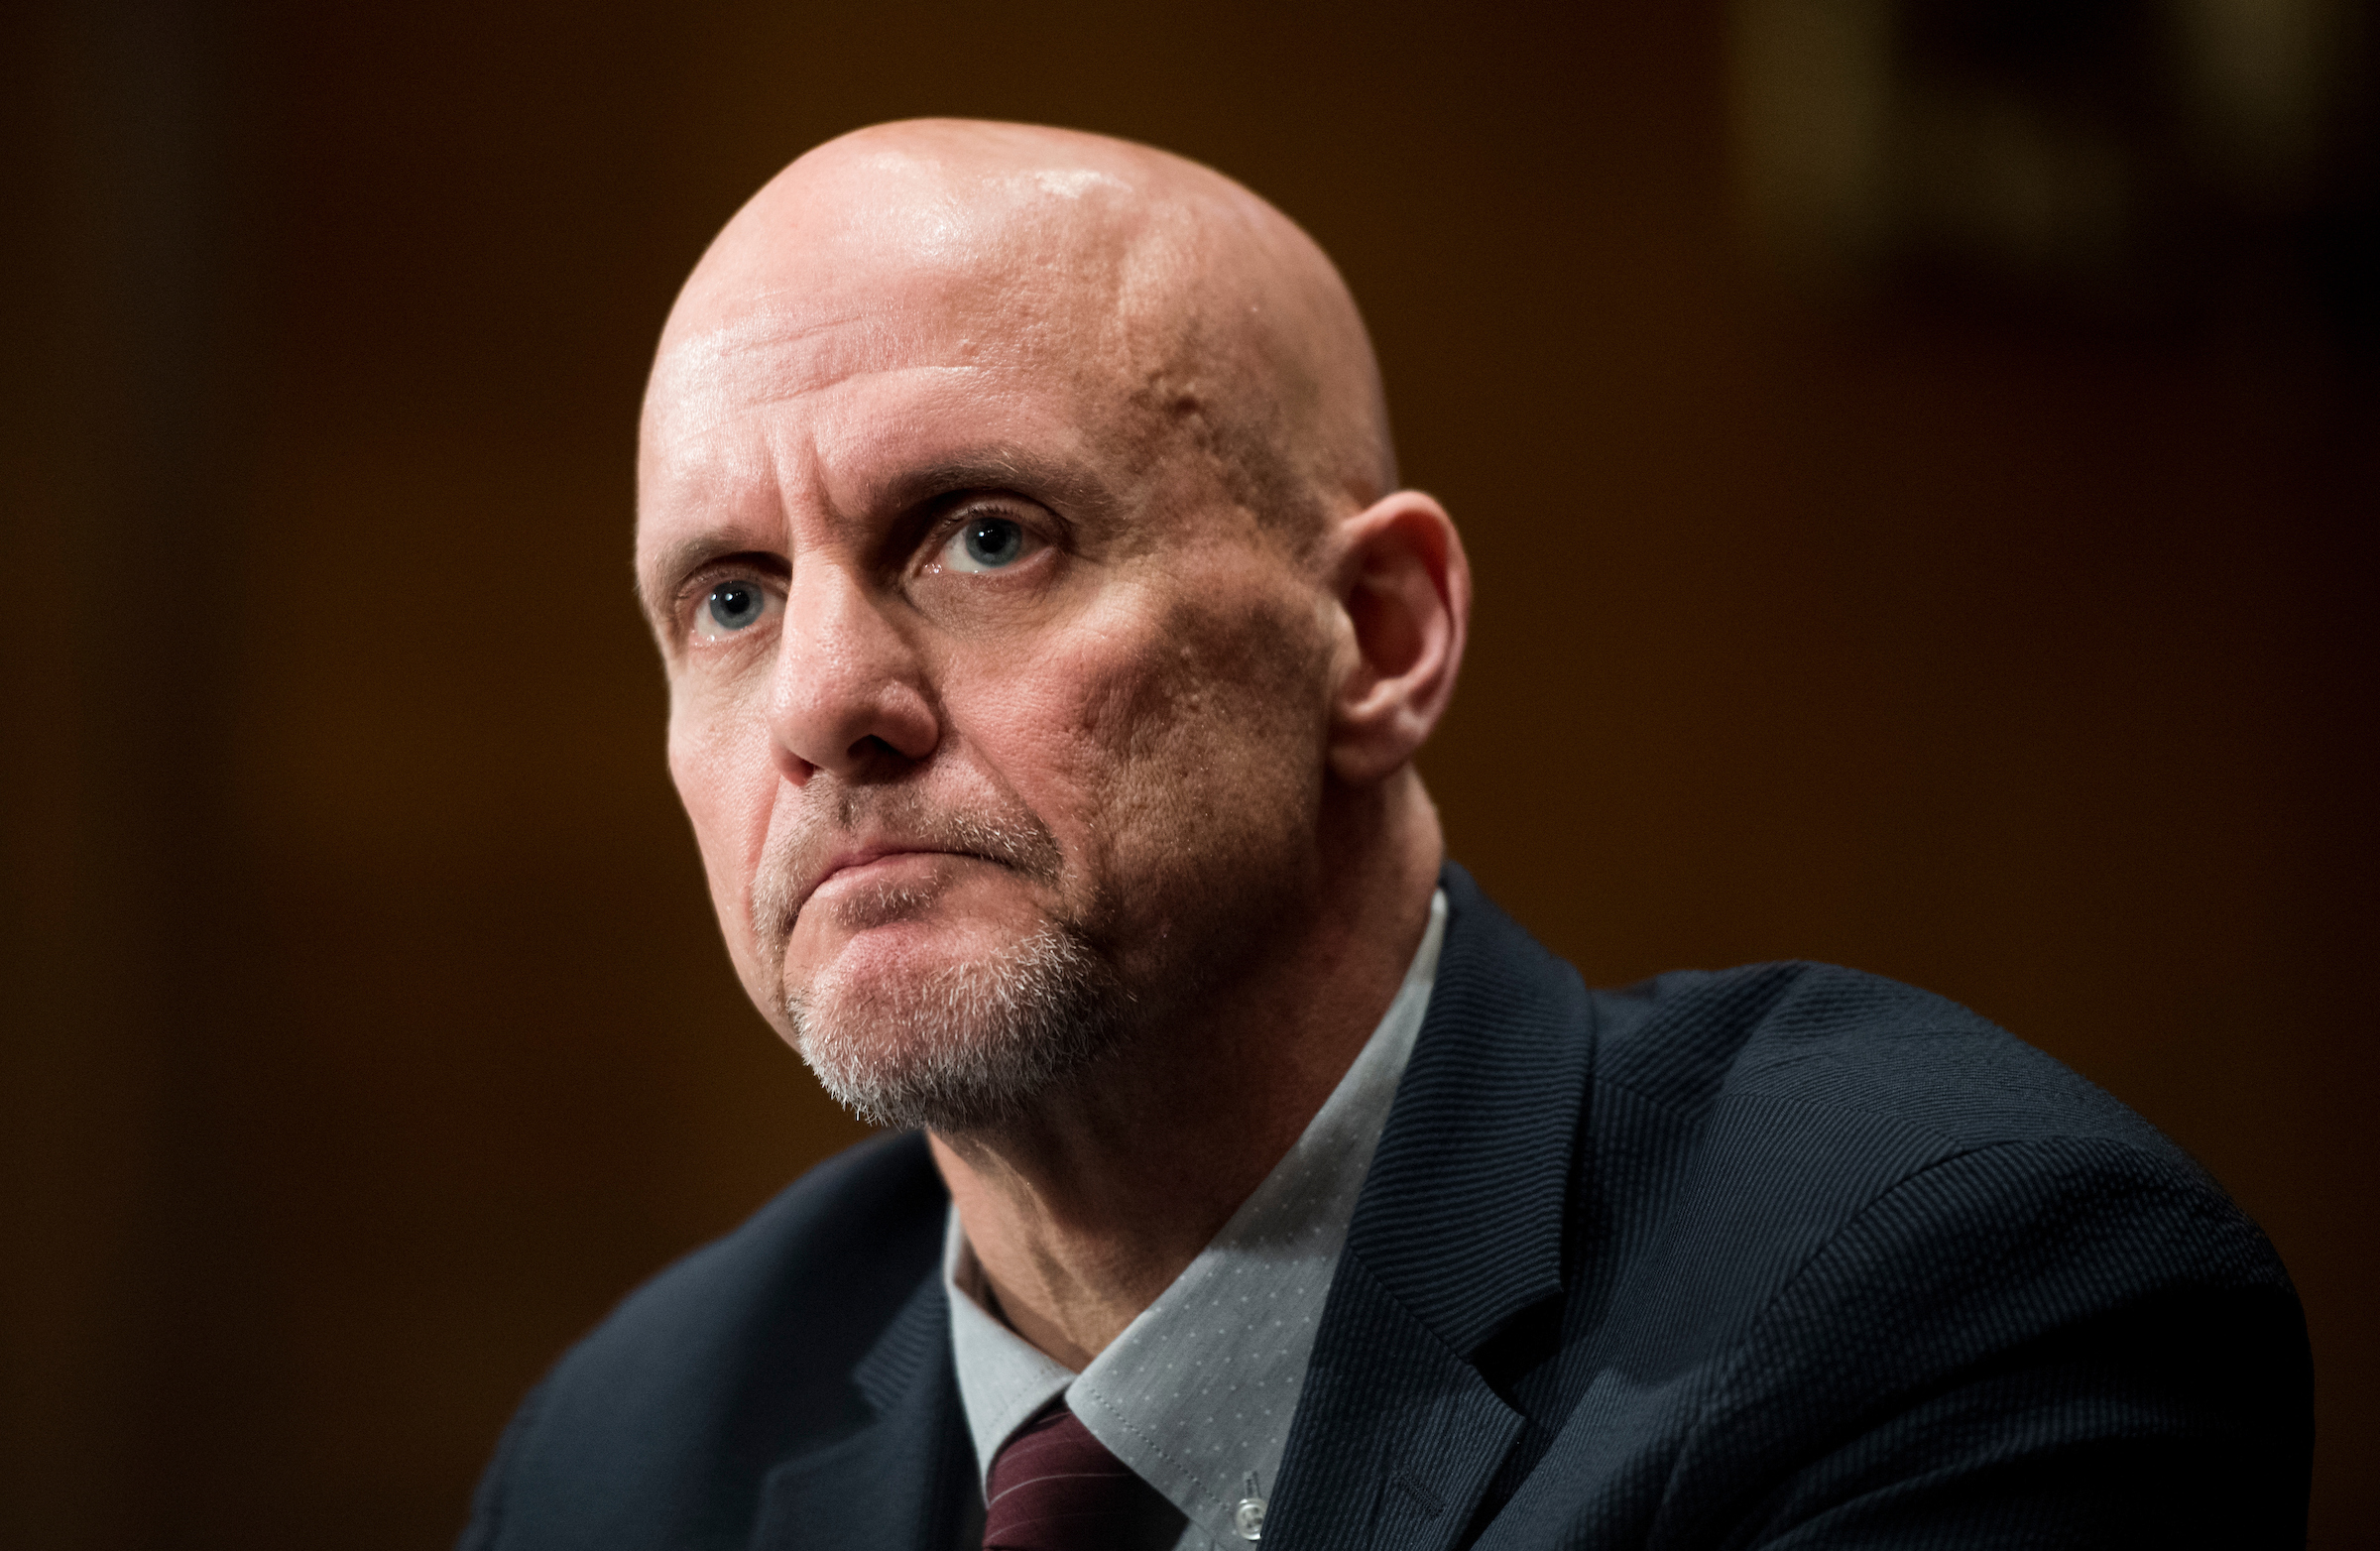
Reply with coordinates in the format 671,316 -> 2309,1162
756,801 -> 1064,954
790,845 -> 989,927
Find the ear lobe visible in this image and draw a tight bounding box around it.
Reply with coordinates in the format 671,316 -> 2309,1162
1327,491 -> 1470,785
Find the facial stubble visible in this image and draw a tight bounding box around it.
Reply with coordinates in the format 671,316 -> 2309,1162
752,789 -> 1132,1134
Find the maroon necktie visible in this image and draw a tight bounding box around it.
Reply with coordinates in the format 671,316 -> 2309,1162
982,1401 -> 1167,1550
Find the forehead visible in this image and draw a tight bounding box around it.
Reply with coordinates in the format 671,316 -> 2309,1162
657,150 -> 1158,391
640,178 -> 1184,499
637,297 -> 1144,555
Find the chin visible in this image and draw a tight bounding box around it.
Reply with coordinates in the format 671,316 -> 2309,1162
782,913 -> 1130,1134
789,883 -> 1045,998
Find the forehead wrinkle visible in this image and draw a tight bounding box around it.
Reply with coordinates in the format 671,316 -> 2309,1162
646,309 -> 997,445
636,419 -> 806,628
642,381 -> 1134,605
644,296 -> 1136,535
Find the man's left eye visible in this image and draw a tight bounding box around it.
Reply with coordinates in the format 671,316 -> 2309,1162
940,516 -> 1040,574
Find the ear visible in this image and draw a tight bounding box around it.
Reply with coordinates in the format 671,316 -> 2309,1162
1326,490 -> 1471,786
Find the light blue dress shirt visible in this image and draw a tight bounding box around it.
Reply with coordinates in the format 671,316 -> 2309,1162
944,890 -> 1447,1548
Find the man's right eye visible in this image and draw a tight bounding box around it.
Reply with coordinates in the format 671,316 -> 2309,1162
691,578 -> 780,643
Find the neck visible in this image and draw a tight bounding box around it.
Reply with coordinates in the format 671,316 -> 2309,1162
929,772 -> 1442,1370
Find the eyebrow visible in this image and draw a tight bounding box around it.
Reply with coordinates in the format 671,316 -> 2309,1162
635,535 -> 782,632
633,444 -> 1131,630
862,449 -> 1124,529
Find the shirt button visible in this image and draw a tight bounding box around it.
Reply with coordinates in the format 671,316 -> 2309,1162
1234,1496 -> 1267,1540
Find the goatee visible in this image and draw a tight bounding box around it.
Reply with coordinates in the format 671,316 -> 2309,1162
751,782 -> 1131,1133
785,917 -> 1129,1133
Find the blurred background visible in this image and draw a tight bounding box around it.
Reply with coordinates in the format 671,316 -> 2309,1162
5,0 -> 2374,1544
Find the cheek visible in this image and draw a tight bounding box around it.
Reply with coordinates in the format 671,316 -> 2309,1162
666,678 -> 780,940
962,580 -> 1330,887
942,667 -> 1114,855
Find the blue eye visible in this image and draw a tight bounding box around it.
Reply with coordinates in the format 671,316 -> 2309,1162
959,518 -> 1023,570
708,580 -> 764,630
934,510 -> 1047,576
691,576 -> 779,642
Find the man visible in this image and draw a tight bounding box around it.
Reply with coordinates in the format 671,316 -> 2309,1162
460,121 -> 2310,1549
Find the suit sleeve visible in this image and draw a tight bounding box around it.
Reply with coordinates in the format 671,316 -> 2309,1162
1672,1136 -> 2311,1549
454,1376 -> 548,1551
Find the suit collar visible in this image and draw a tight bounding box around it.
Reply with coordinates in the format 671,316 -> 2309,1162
749,1260 -> 978,1551
1267,863 -> 1598,1551
1345,861 -> 1596,1354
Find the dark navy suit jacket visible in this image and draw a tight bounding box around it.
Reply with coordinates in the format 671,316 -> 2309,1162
460,866 -> 2311,1548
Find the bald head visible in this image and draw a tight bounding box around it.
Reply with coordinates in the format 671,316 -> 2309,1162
645,119 -> 1396,544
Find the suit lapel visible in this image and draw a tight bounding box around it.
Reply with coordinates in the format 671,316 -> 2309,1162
1267,864 -> 1598,1551
748,1269 -> 976,1551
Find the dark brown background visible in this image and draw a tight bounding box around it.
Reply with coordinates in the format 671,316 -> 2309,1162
6,1 -> 2374,1546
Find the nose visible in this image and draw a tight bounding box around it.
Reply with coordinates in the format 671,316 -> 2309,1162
768,561 -> 940,782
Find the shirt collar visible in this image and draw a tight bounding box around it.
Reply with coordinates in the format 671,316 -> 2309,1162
943,889 -> 1447,1545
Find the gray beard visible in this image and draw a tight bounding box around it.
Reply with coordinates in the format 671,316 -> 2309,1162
752,780 -> 1131,1133
784,917 -> 1130,1133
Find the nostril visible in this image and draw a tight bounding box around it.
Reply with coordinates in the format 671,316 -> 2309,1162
851,733 -> 916,769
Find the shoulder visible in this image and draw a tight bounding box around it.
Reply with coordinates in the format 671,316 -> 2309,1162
1573,968 -> 2312,1541
1583,965 -> 2304,1509
1595,959 -> 2182,1155
461,1129 -> 948,1550
1430,871 -> 2260,1282
1575,960 -> 2281,1303
1436,874 -> 2169,1158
